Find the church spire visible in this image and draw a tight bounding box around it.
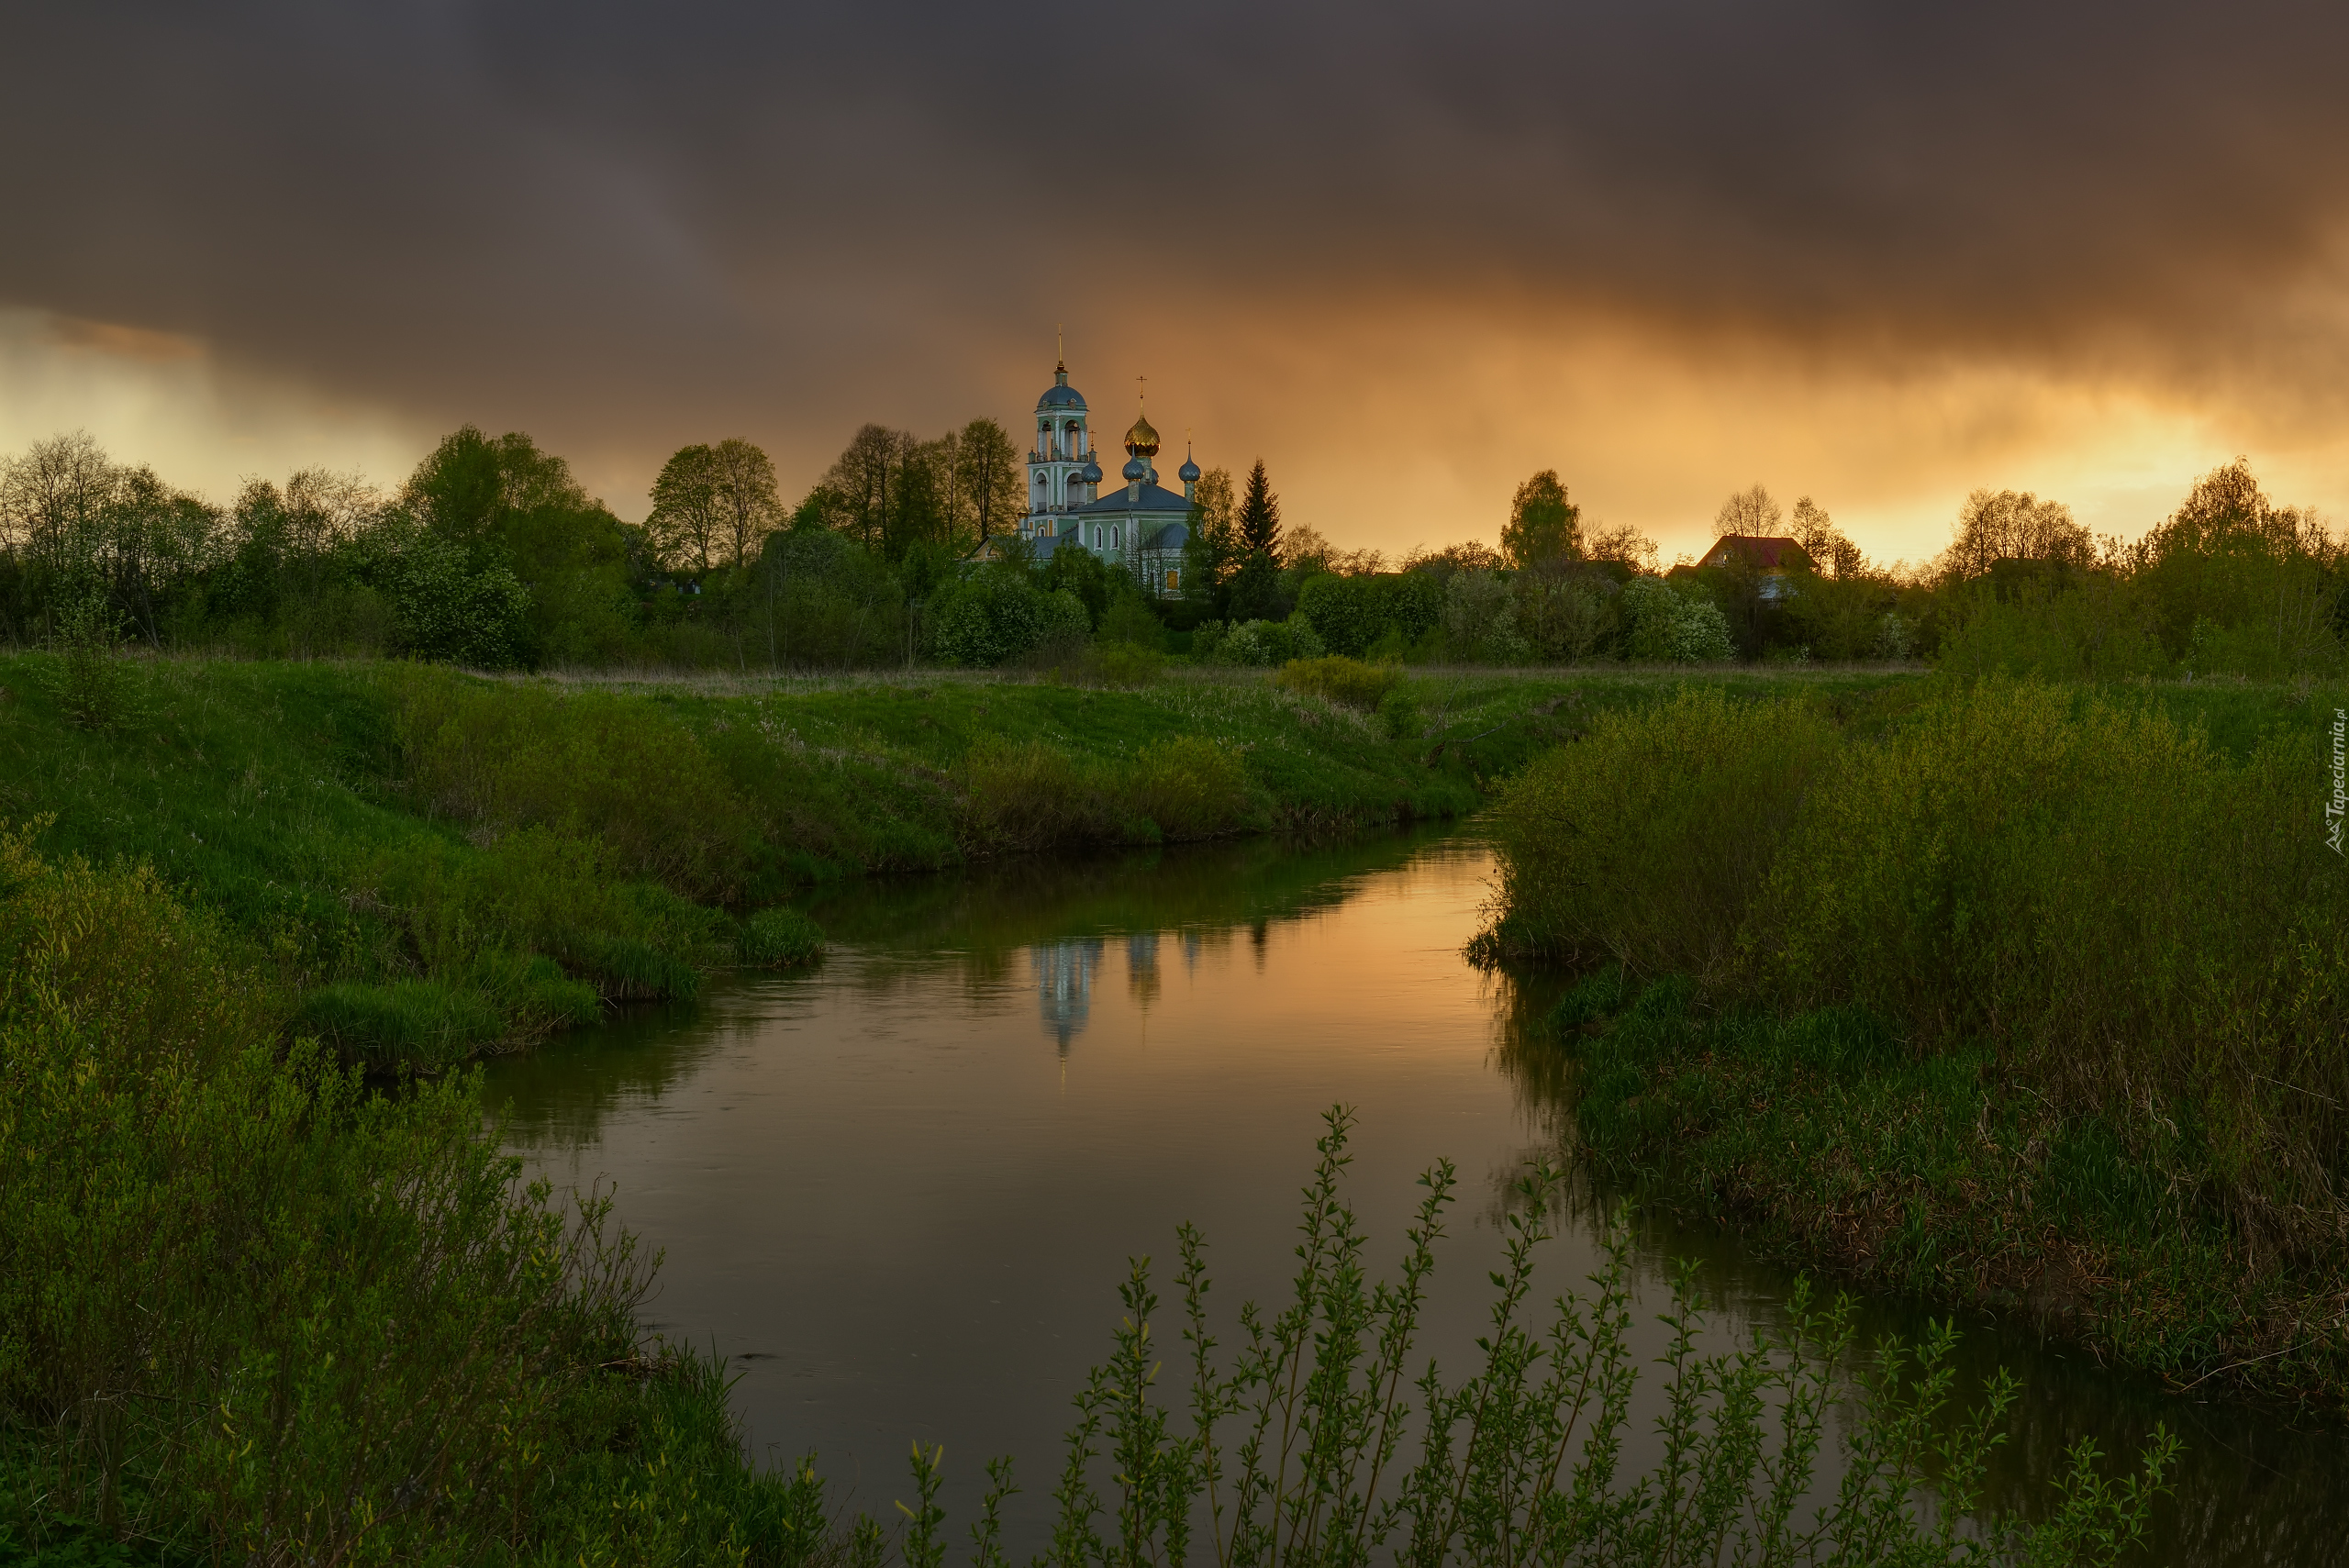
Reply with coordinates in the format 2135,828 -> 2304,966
1055,324 -> 1066,385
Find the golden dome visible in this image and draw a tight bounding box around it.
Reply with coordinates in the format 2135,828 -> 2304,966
1123,410 -> 1161,458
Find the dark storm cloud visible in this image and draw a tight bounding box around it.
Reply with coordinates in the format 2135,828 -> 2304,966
6,1 -> 2347,466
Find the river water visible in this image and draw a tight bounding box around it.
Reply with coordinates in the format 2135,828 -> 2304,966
486,829 -> 2344,1563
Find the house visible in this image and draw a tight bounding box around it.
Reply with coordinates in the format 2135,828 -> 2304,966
1698,535 -> 1812,600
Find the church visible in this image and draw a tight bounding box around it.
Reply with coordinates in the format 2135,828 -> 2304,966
1010,353 -> 1197,595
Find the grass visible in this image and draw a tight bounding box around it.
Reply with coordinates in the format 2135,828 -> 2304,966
1522,971 -> 2349,1406
0,840 -> 2181,1566
0,650 -> 1928,1073
1480,673 -> 2349,1401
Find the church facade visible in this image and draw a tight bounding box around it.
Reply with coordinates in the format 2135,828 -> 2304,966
1008,355 -> 1197,596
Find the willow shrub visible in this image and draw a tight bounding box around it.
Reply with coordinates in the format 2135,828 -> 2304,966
1759,681 -> 2349,1218
921,1108 -> 2175,1568
1480,686 -> 1841,981
1485,679 -> 2349,1233
0,828 -> 664,1563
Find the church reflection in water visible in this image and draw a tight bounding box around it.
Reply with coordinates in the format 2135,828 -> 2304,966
1032,931 -> 1198,1052
1031,940 -> 1101,1053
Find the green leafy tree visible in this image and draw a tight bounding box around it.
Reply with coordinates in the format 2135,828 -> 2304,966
1182,467 -> 1238,606
1501,469 -> 1581,566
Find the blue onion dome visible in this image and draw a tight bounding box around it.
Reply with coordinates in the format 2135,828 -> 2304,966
1121,457 -> 1147,482
1038,380 -> 1086,412
1082,460 -> 1104,483
1178,451 -> 1200,483
1123,409 -> 1160,458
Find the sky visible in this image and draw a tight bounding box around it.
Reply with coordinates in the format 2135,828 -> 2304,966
6,1 -> 2349,566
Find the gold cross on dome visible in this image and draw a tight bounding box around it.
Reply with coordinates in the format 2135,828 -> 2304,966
1136,374 -> 1147,406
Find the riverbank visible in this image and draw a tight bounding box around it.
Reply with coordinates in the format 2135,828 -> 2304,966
1481,674 -> 2349,1404
0,651 -> 1919,1073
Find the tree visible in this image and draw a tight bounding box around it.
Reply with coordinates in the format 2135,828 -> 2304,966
952,417 -> 1023,545
822,424 -> 907,552
1714,484 -> 1785,539
0,431 -> 115,578
645,444 -> 725,571
1789,496 -> 1865,579
1501,470 -> 1581,567
1183,467 -> 1238,604
1237,460 -> 1282,562
1585,523 -> 1658,573
708,439 -> 784,568
1943,490 -> 2094,580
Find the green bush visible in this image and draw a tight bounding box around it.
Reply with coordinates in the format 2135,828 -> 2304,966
0,830 -> 820,1563
740,906 -> 824,967
932,571 -> 1087,666
1485,685 -> 1841,979
1622,576 -> 1736,662
1485,677 -> 2349,1238
1273,653 -> 1401,710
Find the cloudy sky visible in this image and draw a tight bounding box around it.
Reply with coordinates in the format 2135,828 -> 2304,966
6,1 -> 2347,563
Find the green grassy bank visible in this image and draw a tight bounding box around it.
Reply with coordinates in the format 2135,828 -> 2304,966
0,651 -> 1916,1073
0,834 -> 2176,1562
1482,675 -> 2349,1403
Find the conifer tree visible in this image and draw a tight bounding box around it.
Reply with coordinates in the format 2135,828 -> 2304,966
1237,459 -> 1282,562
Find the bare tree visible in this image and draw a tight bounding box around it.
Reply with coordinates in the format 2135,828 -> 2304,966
1714,484 -> 1785,539
822,424 -> 910,552
953,417 -> 1023,545
1943,489 -> 2094,579
707,439 -> 784,567
0,431 -> 117,574
1789,495 -> 1865,578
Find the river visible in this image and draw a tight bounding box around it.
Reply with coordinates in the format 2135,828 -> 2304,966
485,828 -> 2344,1563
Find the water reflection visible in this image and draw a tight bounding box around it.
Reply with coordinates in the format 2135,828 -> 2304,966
485,828 -> 2347,1564
1032,940 -> 1099,1051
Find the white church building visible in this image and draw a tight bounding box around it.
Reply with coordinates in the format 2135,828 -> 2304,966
1010,353 -> 1197,595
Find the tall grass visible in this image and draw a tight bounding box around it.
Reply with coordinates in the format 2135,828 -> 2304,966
957,734 -> 1257,853
1484,677 -> 2349,1247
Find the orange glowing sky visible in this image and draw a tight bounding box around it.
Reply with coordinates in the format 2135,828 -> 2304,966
6,4 -> 2348,567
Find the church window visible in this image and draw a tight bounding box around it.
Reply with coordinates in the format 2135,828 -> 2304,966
1164,568 -> 1180,591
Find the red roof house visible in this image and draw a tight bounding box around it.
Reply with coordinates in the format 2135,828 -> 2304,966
1698,535 -> 1813,572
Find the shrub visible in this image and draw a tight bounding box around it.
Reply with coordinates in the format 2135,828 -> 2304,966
932,571 -> 1086,667
980,1109 -> 2175,1567
1623,576 -> 1736,662
1484,678 -> 2349,1241
1274,654 -> 1402,710
1486,686 -> 1841,979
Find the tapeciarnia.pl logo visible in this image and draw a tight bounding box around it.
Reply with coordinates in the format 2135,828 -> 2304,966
2330,706 -> 2346,856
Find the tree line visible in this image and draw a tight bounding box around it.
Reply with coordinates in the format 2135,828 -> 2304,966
2,412 -> 2340,678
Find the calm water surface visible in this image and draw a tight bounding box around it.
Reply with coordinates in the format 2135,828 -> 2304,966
486,830 -> 2344,1564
